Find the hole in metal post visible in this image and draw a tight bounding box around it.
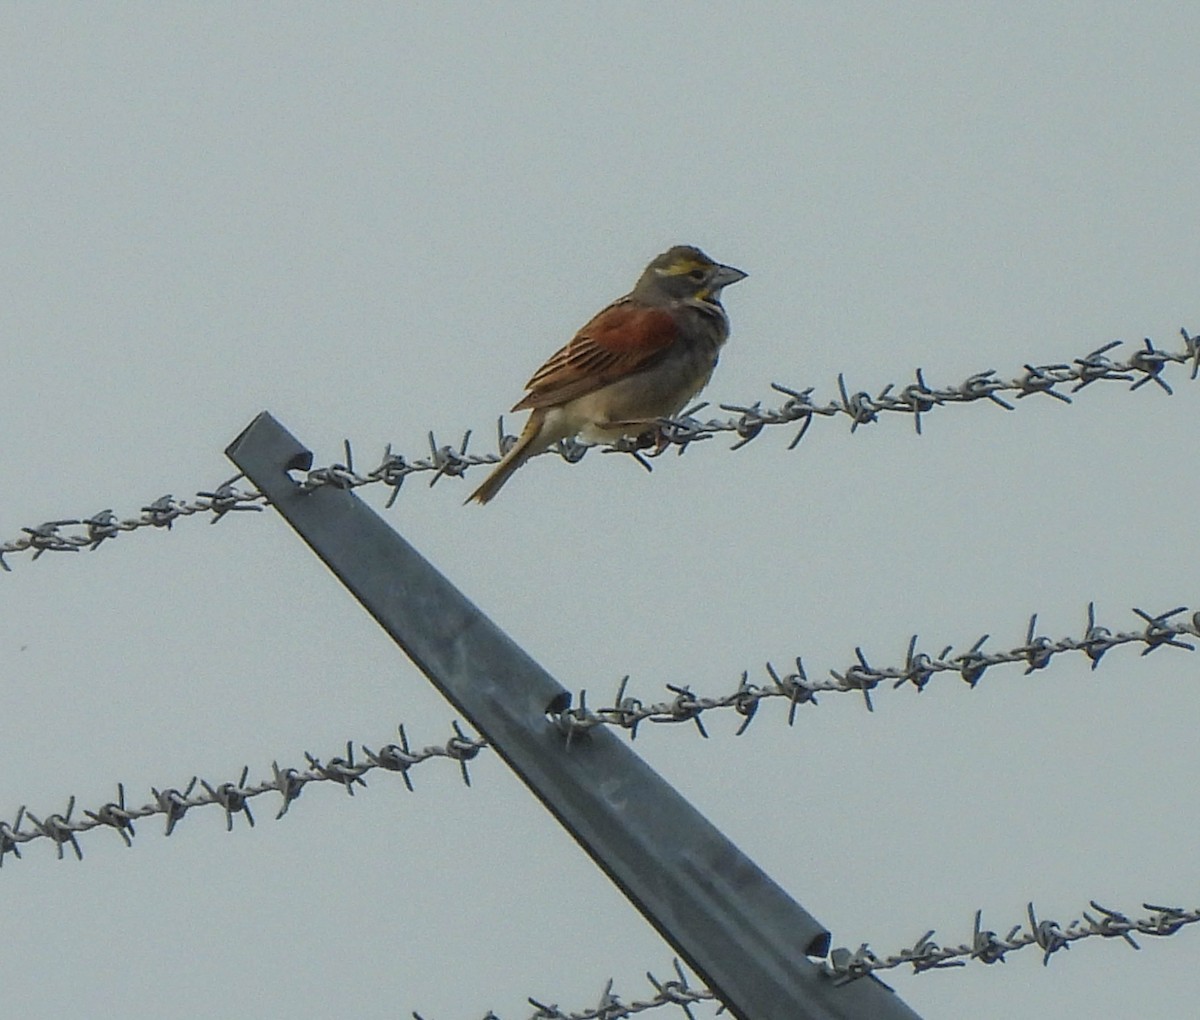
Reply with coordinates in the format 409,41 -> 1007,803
806,930 -> 832,958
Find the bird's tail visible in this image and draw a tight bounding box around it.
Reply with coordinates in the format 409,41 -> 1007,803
465,412 -> 544,505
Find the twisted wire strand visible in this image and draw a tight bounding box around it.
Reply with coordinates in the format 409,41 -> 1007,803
0,476 -> 267,572
4,621 -> 1198,1007
3,600 -> 1193,865
416,894 -> 1200,1019
546,602 -> 1200,737
825,899 -> 1200,979
0,722 -> 484,865
3,329 -> 1195,571
414,960 -> 718,1020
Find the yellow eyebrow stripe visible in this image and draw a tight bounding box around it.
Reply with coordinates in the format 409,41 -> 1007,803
659,259 -> 705,276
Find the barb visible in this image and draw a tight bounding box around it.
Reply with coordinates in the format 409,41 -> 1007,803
543,602 -> 1200,736
4,330 -> 1196,570
0,722 -> 484,866
826,899 -> 1200,980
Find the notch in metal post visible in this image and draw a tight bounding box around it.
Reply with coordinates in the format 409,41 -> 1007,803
227,411 -> 921,1020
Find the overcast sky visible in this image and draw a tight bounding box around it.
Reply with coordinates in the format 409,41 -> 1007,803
3,4 -> 1199,1018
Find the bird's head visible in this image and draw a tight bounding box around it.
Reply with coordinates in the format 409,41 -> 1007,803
634,245 -> 747,306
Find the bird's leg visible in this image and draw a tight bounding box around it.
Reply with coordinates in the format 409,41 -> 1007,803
600,417 -> 664,450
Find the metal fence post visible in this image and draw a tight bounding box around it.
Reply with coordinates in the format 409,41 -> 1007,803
227,411 -> 923,1020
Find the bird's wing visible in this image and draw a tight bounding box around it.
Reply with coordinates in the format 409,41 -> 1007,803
512,298 -> 680,411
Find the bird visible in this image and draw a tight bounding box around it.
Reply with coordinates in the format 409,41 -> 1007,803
466,244 -> 747,504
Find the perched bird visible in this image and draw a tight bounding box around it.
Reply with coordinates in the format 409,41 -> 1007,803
466,245 -> 746,504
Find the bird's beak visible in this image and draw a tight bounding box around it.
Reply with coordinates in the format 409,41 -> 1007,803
711,263 -> 748,292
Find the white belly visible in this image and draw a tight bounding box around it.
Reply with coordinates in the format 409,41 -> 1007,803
540,347 -> 718,447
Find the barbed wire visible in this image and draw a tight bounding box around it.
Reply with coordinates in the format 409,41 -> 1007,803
825,899 -> 1200,980
0,722 -> 484,866
3,329 -> 1196,572
0,475 -> 266,572
6,724 -> 1197,1018
4,615 -> 1198,1010
413,894 -> 1200,1019
414,960 -> 719,1020
545,602 -> 1199,737
4,599 -> 1193,866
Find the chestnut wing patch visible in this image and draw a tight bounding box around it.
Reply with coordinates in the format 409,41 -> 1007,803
512,301 -> 680,411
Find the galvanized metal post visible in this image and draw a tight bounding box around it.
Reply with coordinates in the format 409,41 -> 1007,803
227,411 -> 922,1020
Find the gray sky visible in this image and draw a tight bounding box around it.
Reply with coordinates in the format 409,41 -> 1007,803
3,4 -> 1199,1017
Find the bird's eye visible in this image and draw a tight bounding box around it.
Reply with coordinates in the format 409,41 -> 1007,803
687,268 -> 707,282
